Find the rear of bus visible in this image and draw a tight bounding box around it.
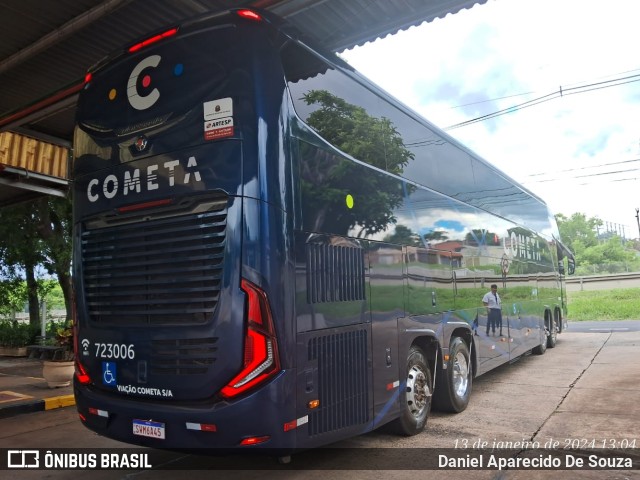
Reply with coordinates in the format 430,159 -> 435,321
72,10 -> 297,451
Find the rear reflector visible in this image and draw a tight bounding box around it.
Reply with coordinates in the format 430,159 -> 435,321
283,415 -> 308,432
186,422 -> 217,432
239,435 -> 270,446
88,408 -> 109,418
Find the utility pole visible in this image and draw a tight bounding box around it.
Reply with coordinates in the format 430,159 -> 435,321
636,208 -> 640,240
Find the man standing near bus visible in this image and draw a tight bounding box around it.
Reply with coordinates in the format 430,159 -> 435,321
483,284 -> 503,336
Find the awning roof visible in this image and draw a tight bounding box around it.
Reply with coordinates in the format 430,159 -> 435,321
0,0 -> 486,144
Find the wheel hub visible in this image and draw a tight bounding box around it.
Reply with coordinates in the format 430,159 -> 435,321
452,352 -> 469,398
406,365 -> 430,415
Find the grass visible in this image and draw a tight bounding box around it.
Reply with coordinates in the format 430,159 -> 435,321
567,288 -> 640,321
307,285 -> 639,323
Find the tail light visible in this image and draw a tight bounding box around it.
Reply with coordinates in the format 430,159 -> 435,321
75,360 -> 91,385
220,279 -> 280,398
236,9 -> 263,22
128,27 -> 178,53
72,291 -> 91,385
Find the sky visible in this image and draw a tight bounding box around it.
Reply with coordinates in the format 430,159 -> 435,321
341,0 -> 640,239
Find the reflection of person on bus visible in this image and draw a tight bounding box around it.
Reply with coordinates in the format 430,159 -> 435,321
482,284 -> 503,336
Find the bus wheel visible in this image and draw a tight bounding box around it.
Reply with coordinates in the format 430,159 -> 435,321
532,326 -> 548,355
557,312 -> 564,333
434,337 -> 472,413
547,315 -> 558,349
390,346 -> 432,436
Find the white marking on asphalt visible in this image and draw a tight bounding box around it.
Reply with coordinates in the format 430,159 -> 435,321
589,328 -> 629,331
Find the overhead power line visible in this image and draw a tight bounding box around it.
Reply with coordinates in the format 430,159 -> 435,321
526,158 -> 640,177
444,72 -> 640,130
520,157 -> 640,185
525,167 -> 640,184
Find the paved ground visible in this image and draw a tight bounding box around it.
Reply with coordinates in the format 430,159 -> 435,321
0,328 -> 639,478
0,356 -> 74,418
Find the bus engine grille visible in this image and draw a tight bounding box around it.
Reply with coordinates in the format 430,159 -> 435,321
306,243 -> 365,304
81,200 -> 227,325
150,337 -> 218,375
307,329 -> 369,435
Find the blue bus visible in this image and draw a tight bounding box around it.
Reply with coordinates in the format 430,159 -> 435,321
72,8 -> 575,454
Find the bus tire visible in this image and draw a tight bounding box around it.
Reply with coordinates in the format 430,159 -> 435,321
433,337 -> 472,413
547,314 -> 558,349
389,346 -> 432,436
557,312 -> 564,333
532,325 -> 548,355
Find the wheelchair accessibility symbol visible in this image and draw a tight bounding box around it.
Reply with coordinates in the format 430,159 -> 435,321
102,361 -> 117,387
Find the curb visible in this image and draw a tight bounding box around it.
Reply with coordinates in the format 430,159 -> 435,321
0,394 -> 75,419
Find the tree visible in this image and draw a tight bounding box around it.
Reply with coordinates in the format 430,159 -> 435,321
423,230 -> 449,243
0,201 -> 46,325
556,213 -> 640,273
555,213 -> 600,254
464,229 -> 501,246
300,90 -> 414,236
0,278 -> 26,318
35,196 -> 73,320
0,195 -> 72,323
383,225 -> 420,246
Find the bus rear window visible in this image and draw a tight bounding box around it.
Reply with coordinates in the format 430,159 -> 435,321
73,23 -> 262,175
78,26 -> 239,136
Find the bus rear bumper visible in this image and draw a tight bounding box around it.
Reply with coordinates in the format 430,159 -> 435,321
74,370 -> 297,453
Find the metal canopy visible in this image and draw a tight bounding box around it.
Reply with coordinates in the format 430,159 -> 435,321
0,0 -> 485,142
0,165 -> 69,206
0,0 -> 485,205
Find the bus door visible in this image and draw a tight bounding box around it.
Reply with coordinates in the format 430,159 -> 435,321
294,233 -> 373,447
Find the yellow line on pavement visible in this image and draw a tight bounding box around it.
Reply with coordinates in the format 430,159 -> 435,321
44,395 -> 75,410
0,390 -> 33,403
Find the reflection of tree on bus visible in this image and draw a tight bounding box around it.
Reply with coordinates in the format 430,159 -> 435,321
300,90 -> 413,236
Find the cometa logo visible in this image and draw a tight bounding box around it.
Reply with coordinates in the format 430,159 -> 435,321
86,156 -> 202,202
127,55 -> 161,111
503,232 -> 542,262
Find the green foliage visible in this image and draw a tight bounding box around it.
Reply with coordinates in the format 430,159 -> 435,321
567,288 -> 640,321
43,282 -> 66,309
555,213 -> 601,252
39,319 -> 75,360
0,320 -> 39,347
579,236 -> 636,264
300,90 -> 414,236
303,90 -> 414,174
0,279 -> 27,317
556,213 -> 640,274
45,319 -> 69,338
0,196 -> 73,322
383,225 -> 420,246
0,279 -> 65,315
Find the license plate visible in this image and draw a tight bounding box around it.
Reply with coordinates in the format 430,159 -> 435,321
132,419 -> 165,439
